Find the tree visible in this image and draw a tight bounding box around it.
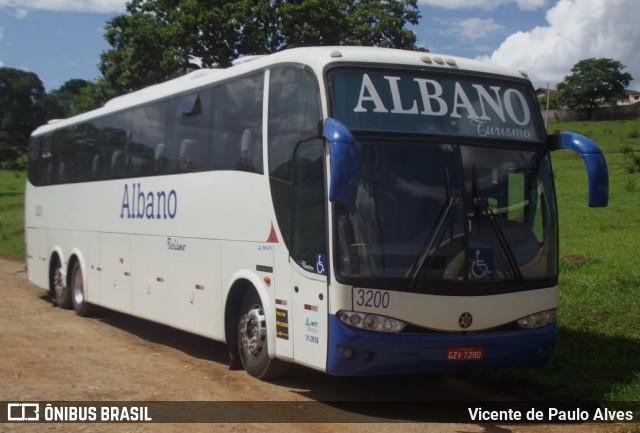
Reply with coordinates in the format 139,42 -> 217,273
97,0 -> 421,96
100,5 -> 191,97
557,58 -> 633,119
0,67 -> 48,169
47,79 -> 92,118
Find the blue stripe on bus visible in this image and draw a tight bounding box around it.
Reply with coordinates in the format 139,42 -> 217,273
326,314 -> 555,376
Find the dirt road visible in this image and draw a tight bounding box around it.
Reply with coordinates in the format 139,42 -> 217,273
0,257 -> 615,433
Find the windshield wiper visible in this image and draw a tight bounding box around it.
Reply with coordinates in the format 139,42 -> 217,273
472,167 -> 524,287
407,196 -> 460,289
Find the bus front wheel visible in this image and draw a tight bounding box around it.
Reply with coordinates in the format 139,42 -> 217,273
237,292 -> 289,380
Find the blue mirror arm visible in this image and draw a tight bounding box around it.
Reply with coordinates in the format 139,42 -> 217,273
323,117 -> 355,143
323,118 -> 358,203
557,131 -> 609,207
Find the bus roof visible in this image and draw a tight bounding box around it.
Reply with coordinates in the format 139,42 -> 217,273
32,46 -> 530,136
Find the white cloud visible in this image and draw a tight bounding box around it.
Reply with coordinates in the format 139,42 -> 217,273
515,0 -> 547,10
0,0 -> 126,15
443,18 -> 506,40
482,0 -> 640,89
418,0 -> 547,10
419,0 -> 507,9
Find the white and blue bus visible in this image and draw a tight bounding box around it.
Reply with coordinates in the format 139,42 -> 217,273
25,46 -> 608,379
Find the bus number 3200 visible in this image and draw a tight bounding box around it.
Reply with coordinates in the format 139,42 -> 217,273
355,289 -> 390,309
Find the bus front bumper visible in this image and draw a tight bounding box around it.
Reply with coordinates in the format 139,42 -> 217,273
326,314 -> 556,376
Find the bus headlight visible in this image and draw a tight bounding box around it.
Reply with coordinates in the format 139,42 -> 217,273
338,311 -> 407,333
517,310 -> 556,329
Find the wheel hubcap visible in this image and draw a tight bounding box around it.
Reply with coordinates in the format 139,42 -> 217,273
53,267 -> 65,301
72,266 -> 83,305
239,305 -> 266,357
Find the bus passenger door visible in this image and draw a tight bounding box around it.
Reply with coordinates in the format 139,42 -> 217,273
289,139 -> 329,370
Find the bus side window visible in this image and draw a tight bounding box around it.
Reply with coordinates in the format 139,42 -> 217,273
210,72 -> 264,173
28,135 -> 50,186
168,91 -> 212,173
130,103 -> 167,176
75,122 -> 100,182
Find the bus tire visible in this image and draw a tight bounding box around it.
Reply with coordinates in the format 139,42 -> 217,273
237,292 -> 289,380
51,256 -> 71,309
70,260 -> 95,317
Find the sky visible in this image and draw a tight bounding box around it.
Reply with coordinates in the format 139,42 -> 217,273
0,0 -> 639,92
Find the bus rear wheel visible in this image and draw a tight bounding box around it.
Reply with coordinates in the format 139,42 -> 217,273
237,292 -> 289,380
70,261 -> 95,317
51,258 -> 71,309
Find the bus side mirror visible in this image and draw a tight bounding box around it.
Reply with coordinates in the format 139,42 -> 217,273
323,118 -> 358,203
550,131 -> 609,207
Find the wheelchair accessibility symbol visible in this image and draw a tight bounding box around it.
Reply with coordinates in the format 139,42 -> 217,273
316,253 -> 327,275
470,248 -> 493,279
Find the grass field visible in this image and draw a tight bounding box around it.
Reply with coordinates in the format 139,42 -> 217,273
1,118 -> 639,404
0,170 -> 25,260
477,119 -> 640,404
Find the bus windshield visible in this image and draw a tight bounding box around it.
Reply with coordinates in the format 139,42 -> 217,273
332,140 -> 558,294
328,68 -> 557,295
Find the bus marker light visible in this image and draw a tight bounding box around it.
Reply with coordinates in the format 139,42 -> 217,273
338,311 -> 406,332
263,276 -> 271,285
337,345 -> 356,359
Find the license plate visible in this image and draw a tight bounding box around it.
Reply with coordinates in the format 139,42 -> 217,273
446,346 -> 484,361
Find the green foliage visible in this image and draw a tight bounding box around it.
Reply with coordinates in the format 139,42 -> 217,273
476,118 -> 640,402
0,69 -> 102,170
100,3 -> 191,96
98,0 -> 422,94
537,89 -> 563,110
0,67 -> 48,169
557,58 -> 633,119
0,170 -> 25,259
621,146 -> 640,174
47,79 -> 93,118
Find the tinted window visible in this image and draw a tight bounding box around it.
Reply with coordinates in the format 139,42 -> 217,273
28,71 -> 267,185
101,112 -> 131,179
268,66 -> 321,247
167,91 -> 212,173
291,139 -> 327,273
211,72 -> 264,173
75,122 -> 100,182
130,102 -> 168,176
